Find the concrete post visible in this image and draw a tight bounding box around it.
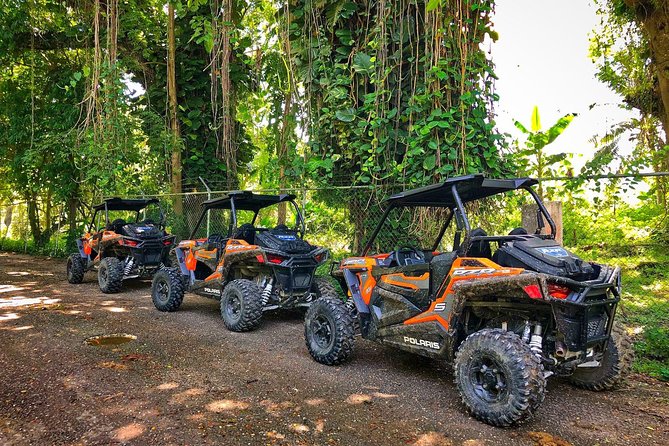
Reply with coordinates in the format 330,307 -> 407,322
521,201 -> 563,245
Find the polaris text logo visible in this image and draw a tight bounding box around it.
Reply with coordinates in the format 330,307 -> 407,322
226,245 -> 251,250
403,336 -> 440,350
452,268 -> 511,276
204,287 -> 221,295
538,247 -> 569,257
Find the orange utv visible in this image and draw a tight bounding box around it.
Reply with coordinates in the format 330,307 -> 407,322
67,198 -> 175,293
150,191 -> 334,332
304,174 -> 632,427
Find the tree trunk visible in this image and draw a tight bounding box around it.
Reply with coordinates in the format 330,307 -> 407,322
626,1 -> 669,204
277,89 -> 293,225
26,194 -> 43,246
167,2 -> 183,214
220,0 -> 237,190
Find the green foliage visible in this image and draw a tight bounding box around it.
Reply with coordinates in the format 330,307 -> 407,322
287,0 -> 507,188
513,106 -> 575,198
590,0 -> 669,223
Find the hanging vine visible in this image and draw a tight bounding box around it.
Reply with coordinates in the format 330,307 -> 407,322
287,0 -> 505,188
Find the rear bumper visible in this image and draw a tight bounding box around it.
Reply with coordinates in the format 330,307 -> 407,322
549,266 -> 621,351
268,248 -> 328,295
127,236 -> 175,266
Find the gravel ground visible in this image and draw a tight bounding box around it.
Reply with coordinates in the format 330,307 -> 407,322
0,252 -> 668,446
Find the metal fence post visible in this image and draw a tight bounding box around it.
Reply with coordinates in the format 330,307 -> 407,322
199,177 -> 211,237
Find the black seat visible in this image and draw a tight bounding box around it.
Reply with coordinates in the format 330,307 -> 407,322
234,223 -> 255,244
468,227 -> 492,258
509,227 -> 528,235
430,252 -> 457,294
107,218 -> 126,232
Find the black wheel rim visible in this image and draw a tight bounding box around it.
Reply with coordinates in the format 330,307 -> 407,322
225,293 -> 242,322
156,278 -> 169,304
469,355 -> 509,403
310,314 -> 334,349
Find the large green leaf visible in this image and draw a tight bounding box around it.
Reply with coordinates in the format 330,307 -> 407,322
352,52 -> 373,74
426,0 -> 441,11
531,105 -> 541,132
335,108 -> 356,122
546,113 -> 576,144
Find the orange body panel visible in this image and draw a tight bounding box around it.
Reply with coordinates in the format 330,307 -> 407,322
403,257 -> 523,329
225,239 -> 259,252
204,271 -> 222,282
340,257 -> 378,304
381,272 -> 429,290
185,252 -> 197,271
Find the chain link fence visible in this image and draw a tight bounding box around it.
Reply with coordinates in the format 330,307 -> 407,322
0,175 -> 665,259
0,200 -> 68,257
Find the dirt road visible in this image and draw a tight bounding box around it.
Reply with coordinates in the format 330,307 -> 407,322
0,252 -> 667,445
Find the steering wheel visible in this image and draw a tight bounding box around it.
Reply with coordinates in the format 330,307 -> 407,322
393,246 -> 426,266
207,233 -> 224,244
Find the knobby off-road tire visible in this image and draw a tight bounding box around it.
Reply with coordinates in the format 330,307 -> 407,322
67,253 -> 86,284
304,297 -> 355,365
220,279 -> 263,332
98,257 -> 124,293
311,277 -> 338,299
569,323 -> 634,391
311,277 -> 360,333
152,267 -> 185,312
454,328 -> 546,427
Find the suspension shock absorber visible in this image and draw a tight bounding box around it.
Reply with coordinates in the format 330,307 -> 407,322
529,323 -> 543,357
123,257 -> 134,277
261,278 -> 273,307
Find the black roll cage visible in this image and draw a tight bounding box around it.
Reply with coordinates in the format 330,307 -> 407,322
189,193 -> 306,240
361,179 -> 556,256
88,199 -> 165,233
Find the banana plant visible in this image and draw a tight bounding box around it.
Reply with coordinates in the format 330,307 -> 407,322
514,106 -> 576,199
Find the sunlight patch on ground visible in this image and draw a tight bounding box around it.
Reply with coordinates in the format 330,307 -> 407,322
0,296 -> 61,308
205,399 -> 250,412
305,398 -> 326,406
260,400 -> 296,416
289,423 -> 310,433
11,325 -> 33,331
106,307 -> 126,313
170,388 -> 205,405
114,423 -> 145,442
156,382 -> 179,391
371,392 -> 398,399
345,393 -> 372,405
6,271 -> 53,277
412,431 -> 453,446
0,285 -> 25,293
0,313 -> 20,322
266,431 -> 286,440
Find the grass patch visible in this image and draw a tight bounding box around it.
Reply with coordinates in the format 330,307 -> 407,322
0,237 -> 69,258
572,244 -> 669,381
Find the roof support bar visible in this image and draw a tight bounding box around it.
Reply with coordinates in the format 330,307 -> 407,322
362,204 -> 394,256
524,186 -> 556,238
